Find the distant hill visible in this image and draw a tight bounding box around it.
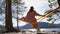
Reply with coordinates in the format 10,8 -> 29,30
0,22 -> 60,29
19,22 -> 60,29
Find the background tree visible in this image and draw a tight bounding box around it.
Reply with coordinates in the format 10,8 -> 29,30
45,0 -> 60,27
0,0 -> 26,32
57,0 -> 60,6
5,0 -> 20,32
12,0 -> 26,29
12,0 -> 26,19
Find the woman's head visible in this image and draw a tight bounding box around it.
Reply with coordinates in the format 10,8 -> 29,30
30,6 -> 34,9
29,6 -> 34,12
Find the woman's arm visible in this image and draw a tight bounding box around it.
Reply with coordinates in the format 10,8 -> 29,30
34,11 -> 45,16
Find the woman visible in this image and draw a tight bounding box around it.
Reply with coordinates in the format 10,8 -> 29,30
20,6 -> 45,32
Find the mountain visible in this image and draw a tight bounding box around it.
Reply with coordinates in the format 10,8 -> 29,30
0,22 -> 60,29
19,22 -> 60,29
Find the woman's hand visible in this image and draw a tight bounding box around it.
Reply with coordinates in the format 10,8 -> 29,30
19,17 -> 25,20
42,15 -> 45,17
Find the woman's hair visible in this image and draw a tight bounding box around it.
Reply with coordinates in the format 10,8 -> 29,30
29,6 -> 34,12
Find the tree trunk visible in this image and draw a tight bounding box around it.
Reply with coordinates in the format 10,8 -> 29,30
57,0 -> 60,7
5,0 -> 19,32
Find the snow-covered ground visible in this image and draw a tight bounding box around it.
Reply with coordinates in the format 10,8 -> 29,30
23,28 -> 60,32
0,28 -> 60,34
0,29 -> 60,34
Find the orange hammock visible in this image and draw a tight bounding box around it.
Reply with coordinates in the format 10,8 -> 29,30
37,7 -> 59,22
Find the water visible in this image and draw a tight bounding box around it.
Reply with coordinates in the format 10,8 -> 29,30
23,28 -> 60,32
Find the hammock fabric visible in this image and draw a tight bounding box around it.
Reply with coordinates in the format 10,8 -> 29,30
37,7 -> 59,22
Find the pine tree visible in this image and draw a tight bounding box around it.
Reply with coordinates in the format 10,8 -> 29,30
44,0 -> 60,27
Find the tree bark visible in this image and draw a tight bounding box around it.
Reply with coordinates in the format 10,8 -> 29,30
5,0 -> 19,32
57,0 -> 60,7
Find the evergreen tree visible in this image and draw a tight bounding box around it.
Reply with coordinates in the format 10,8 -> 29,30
45,0 -> 60,27
0,0 -> 26,32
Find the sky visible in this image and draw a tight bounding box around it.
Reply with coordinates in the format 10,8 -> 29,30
23,0 -> 50,15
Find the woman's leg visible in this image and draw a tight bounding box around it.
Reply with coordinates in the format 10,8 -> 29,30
31,21 -> 40,32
